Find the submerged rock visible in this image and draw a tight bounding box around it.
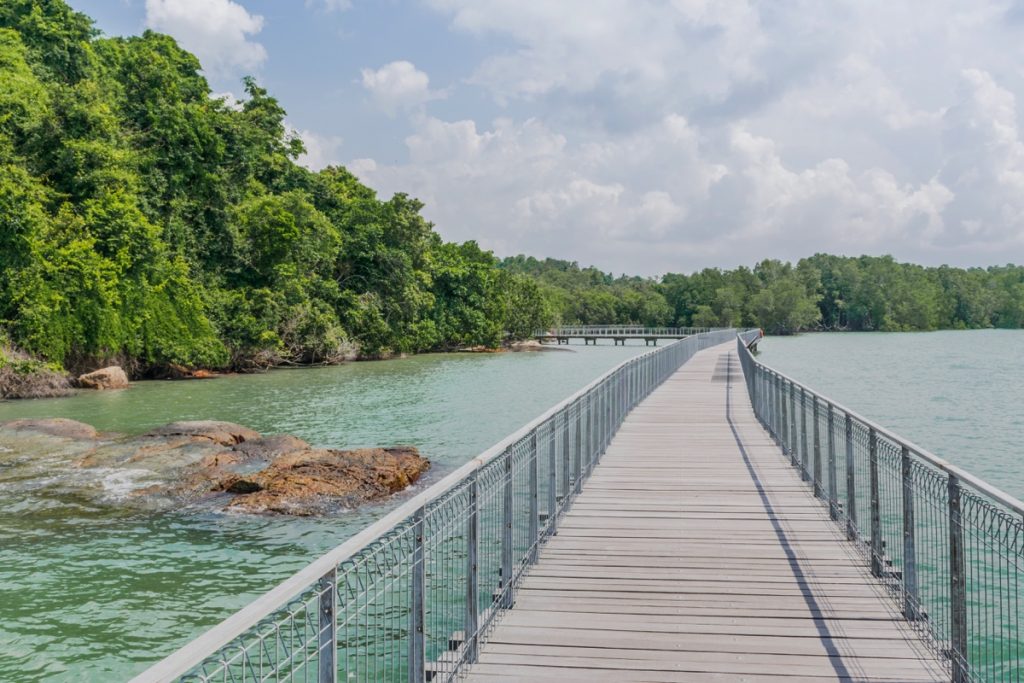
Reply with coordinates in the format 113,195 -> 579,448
1,418 -> 98,440
78,366 -> 129,390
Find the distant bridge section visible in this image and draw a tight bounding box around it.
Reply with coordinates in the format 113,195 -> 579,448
535,325 -> 720,346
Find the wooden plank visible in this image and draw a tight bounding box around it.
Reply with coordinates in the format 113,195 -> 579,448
465,343 -> 945,683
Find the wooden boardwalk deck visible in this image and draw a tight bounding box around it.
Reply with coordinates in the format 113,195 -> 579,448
466,343 -> 946,682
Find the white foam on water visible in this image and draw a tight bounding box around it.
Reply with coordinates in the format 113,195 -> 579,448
98,468 -> 160,499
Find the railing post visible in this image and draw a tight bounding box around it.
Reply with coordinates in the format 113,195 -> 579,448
562,410 -> 571,504
799,388 -> 809,481
501,450 -> 514,609
574,404 -> 583,496
948,474 -> 968,683
465,473 -> 479,662
845,414 -> 857,540
827,404 -> 838,520
599,384 -> 607,454
781,379 -> 789,457
812,398 -> 822,498
773,373 -> 781,442
529,430 -> 539,564
409,506 -> 426,683
789,382 -> 798,467
318,568 -> 337,683
749,361 -> 757,417
593,387 -> 601,460
868,428 -> 882,577
900,446 -> 918,621
606,380 -> 613,450
548,422 -> 557,537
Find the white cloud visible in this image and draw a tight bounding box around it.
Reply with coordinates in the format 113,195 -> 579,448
425,0 -> 773,110
294,128 -> 344,171
360,61 -> 445,115
343,1 -> 1024,272
145,0 -> 266,78
305,0 -> 352,12
210,91 -> 243,111
353,109 -> 958,273
934,69 -> 1024,249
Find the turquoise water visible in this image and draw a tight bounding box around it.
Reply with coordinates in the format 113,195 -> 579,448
757,330 -> 1024,500
0,344 -> 646,682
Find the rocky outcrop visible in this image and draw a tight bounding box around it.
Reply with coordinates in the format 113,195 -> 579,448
159,364 -> 219,380
0,347 -> 72,399
1,418 -> 98,440
77,366 -> 129,390
144,421 -> 260,446
0,418 -> 430,515
506,339 -> 573,352
215,446 -> 429,515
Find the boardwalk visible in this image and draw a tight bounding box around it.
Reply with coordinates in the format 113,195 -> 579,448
465,342 -> 946,682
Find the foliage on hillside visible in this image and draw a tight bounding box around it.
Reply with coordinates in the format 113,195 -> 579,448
502,254 -> 1024,335
0,0 -> 551,375
2,1 -> 1021,387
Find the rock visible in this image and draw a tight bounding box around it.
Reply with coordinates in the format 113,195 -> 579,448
231,434 -> 310,460
0,414 -> 428,517
191,435 -> 310,475
458,345 -> 499,353
78,366 -> 129,390
505,339 -> 571,352
506,339 -> 543,352
161,363 -> 219,380
221,446 -> 430,515
143,421 -> 260,446
1,418 -> 98,440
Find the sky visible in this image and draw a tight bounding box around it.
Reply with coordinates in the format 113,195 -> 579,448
68,0 -> 1024,276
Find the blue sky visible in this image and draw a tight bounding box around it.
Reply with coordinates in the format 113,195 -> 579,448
68,1 -> 1024,275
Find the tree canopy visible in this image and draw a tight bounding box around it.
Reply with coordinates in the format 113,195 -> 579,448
0,0 -> 551,374
501,254 -> 1024,335
1,1 -> 1022,380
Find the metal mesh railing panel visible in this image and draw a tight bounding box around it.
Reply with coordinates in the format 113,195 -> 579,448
737,334 -> 1024,683
142,329 -> 742,683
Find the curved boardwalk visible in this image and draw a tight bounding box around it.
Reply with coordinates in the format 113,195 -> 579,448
465,342 -> 945,682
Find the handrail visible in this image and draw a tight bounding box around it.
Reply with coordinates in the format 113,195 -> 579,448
534,325 -> 721,337
133,328 -> 742,682
736,331 -> 1024,516
736,331 -> 1023,683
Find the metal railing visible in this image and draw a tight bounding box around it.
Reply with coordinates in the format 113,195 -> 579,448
535,325 -> 718,337
736,332 -> 1024,683
132,329 -> 740,683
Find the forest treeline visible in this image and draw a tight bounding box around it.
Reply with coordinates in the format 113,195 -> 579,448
0,0 -> 550,376
501,254 -> 1024,335
2,2 -> 1023,386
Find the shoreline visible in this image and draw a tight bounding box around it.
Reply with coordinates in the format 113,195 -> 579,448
0,338 -> 579,402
